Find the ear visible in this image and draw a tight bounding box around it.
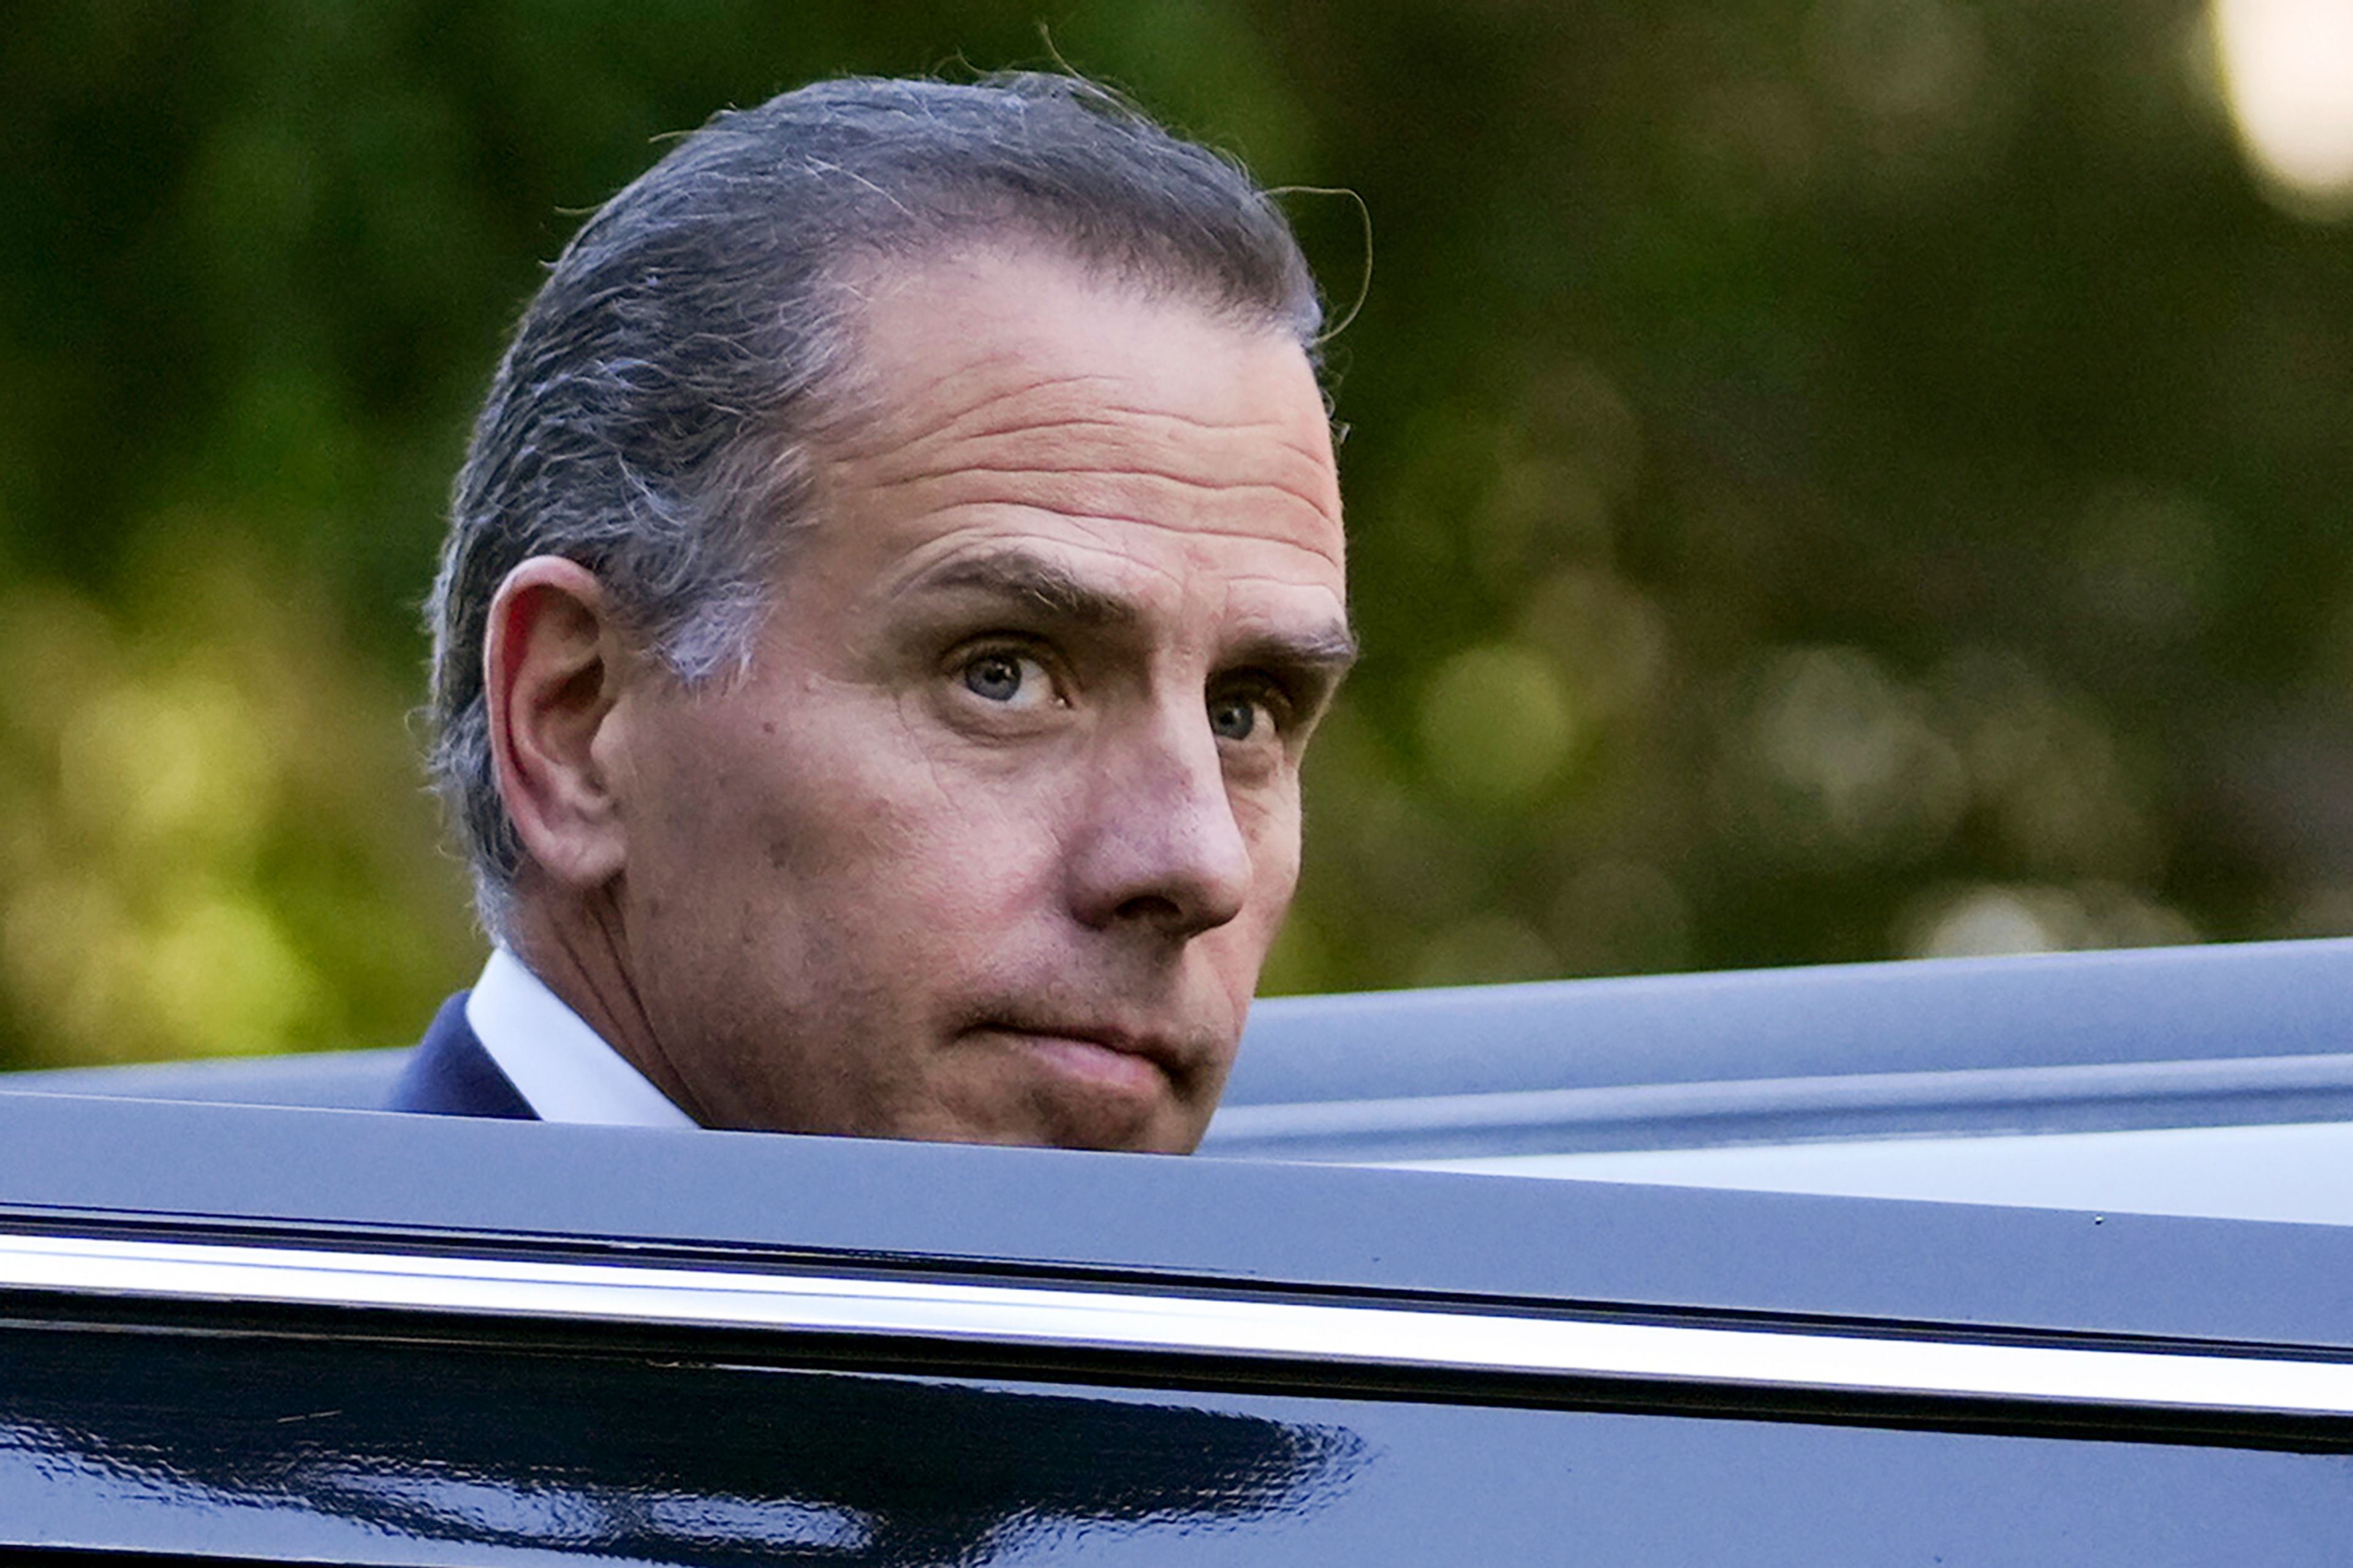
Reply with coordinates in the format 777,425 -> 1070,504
484,556 -> 637,893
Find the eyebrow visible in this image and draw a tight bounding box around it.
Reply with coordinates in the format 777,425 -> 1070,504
923,550 -> 1140,629
917,547 -> 1360,681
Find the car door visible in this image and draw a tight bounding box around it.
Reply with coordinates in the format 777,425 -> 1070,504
1,1088 -> 2347,1565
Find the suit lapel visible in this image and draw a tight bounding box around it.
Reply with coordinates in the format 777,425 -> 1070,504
386,993 -> 537,1119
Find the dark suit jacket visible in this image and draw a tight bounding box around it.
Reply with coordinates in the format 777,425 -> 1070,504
385,992 -> 537,1119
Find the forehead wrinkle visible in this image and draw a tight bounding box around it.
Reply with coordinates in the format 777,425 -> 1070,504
830,363 -> 1211,460
852,444 -> 1342,534
819,264 -> 1347,599
844,363 -> 1105,450
898,462 -> 1334,513
1218,560 -> 1357,597
832,354 -> 1333,468
844,407 -> 1337,501
922,382 -> 1330,445
887,491 -> 1347,577
929,411 -> 1338,485
866,352 -> 1314,433
889,517 -> 1341,591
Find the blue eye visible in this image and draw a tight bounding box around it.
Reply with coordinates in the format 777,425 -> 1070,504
961,650 -> 1061,711
965,653 -> 1025,702
1209,693 -> 1261,741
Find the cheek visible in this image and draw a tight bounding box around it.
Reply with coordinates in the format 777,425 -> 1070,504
750,727 -> 1077,939
1236,779 -> 1305,885
1215,790 -> 1305,957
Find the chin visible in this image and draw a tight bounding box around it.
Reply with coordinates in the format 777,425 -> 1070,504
925,1085 -> 1203,1155
912,1024 -> 1215,1153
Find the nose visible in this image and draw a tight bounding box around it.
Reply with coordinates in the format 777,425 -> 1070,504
1066,706 -> 1254,941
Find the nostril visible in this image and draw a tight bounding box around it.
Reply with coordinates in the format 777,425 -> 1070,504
1113,892 -> 1192,930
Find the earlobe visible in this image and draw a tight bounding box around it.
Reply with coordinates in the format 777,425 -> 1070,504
484,556 -> 635,892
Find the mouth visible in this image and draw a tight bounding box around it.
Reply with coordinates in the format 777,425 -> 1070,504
968,1017 -> 1192,1099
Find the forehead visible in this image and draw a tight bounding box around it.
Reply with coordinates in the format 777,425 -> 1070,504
800,248 -> 1346,607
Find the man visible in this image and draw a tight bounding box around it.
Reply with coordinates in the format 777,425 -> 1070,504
387,72 -> 1353,1153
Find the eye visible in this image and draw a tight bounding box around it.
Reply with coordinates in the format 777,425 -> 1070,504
1209,679 -> 1287,744
960,649 -> 1057,710
1208,692 -> 1261,742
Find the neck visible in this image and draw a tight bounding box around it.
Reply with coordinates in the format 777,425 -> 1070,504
505,883 -> 712,1124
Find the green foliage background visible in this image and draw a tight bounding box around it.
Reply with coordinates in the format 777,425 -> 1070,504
2,0 -> 2347,1067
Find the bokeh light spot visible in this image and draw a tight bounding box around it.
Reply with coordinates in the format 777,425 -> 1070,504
141,892 -> 323,1058
1417,644 -> 1579,808
2211,0 -> 2353,213
1901,882 -> 2199,957
1724,646 -> 1966,864
58,670 -> 275,859
1411,912 -> 1558,988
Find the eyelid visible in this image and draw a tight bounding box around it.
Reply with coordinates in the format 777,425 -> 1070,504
947,629 -> 1055,668
1214,669 -> 1302,732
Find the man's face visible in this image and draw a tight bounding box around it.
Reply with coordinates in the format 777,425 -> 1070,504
601,247 -> 1350,1151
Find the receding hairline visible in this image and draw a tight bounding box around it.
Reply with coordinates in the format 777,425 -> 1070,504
794,226 -> 1327,455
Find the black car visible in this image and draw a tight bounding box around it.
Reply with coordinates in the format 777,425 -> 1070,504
4,939 -> 2350,1563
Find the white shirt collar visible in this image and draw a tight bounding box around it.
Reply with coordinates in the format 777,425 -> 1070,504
464,947 -> 696,1128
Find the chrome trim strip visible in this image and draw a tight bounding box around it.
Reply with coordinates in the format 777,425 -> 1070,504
0,1231 -> 2343,1417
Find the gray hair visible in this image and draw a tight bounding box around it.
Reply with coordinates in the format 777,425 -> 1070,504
426,72 -> 1323,930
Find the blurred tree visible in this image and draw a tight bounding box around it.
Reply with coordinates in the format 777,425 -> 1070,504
0,0 -> 2346,1066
